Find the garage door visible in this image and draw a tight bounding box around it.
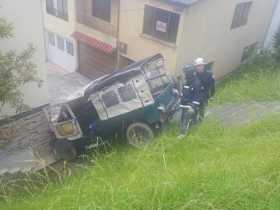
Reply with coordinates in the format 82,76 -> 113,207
78,42 -> 116,80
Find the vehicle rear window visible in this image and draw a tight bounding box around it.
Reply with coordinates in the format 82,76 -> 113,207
102,90 -> 119,108
118,84 -> 137,102
148,75 -> 170,94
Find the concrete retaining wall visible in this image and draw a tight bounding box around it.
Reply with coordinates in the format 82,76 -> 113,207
0,106 -> 57,174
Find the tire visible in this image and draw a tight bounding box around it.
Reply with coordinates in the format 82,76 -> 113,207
126,122 -> 154,148
54,139 -> 77,161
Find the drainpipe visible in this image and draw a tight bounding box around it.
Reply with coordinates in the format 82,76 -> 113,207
116,0 -> 121,69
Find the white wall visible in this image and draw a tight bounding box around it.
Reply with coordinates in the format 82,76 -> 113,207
264,0 -> 280,49
119,0 -> 276,79
176,0 -> 277,79
0,0 -> 49,117
43,0 -> 78,72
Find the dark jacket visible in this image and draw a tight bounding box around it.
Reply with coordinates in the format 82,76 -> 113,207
181,69 -> 215,105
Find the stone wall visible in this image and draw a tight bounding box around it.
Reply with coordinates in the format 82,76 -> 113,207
0,106 -> 57,173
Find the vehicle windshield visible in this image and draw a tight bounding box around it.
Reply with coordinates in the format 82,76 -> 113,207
143,57 -> 171,94
46,104 -> 72,123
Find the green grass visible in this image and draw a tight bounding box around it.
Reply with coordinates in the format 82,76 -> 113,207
212,57 -> 280,105
1,58 -> 280,210
1,117 -> 280,210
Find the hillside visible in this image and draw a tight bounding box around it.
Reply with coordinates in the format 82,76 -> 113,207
1,57 -> 280,210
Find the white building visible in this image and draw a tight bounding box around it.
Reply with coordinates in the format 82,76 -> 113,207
265,0 -> 280,49
43,0 -> 78,72
0,0 -> 49,117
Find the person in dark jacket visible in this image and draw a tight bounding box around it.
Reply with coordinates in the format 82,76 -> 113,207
178,57 -> 215,138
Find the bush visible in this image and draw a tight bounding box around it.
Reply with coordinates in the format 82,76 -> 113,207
0,17 -> 41,114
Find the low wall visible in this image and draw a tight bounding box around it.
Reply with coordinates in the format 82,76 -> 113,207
0,105 -> 57,173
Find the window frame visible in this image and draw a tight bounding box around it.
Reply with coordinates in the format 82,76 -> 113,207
241,42 -> 258,62
92,0 -> 112,22
46,0 -> 54,15
143,5 -> 180,44
231,2 -> 252,29
46,0 -> 68,21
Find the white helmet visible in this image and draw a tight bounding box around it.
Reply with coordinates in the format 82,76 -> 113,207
194,57 -> 206,66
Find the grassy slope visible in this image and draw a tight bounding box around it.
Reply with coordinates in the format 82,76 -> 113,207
212,57 -> 280,105
2,118 -> 280,210
1,59 -> 280,210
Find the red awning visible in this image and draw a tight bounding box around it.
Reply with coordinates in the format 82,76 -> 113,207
72,31 -> 115,54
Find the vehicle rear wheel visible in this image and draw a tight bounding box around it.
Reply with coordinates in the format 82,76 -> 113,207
54,139 -> 77,161
126,122 -> 154,148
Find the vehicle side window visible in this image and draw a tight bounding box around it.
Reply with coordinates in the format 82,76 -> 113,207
118,84 -> 137,102
102,90 -> 119,108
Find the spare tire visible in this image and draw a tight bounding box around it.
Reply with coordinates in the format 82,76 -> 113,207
126,122 -> 154,148
54,139 -> 77,161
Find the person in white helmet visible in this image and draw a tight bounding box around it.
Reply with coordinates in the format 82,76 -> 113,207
178,57 -> 215,138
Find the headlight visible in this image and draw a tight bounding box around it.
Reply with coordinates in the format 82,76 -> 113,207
157,105 -> 166,112
56,122 -> 77,137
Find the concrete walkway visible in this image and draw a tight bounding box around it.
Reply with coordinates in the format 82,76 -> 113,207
47,63 -> 90,104
172,101 -> 280,128
207,101 -> 280,126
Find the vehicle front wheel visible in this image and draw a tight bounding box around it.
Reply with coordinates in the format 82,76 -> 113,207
54,139 -> 77,161
126,122 -> 154,148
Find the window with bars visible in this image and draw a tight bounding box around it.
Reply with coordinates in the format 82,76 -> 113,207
47,31 -> 74,56
46,0 -> 68,20
143,5 -> 180,44
241,42 -> 258,62
92,0 -> 111,22
231,2 -> 252,29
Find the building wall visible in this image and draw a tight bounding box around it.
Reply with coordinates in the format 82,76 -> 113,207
43,0 -> 78,72
74,0 -> 120,49
176,0 -> 277,79
118,0 -> 276,79
0,0 -> 49,117
118,0 -> 186,76
69,0 -> 119,79
76,0 -> 119,37
75,22 -> 117,47
44,0 -> 276,79
264,0 -> 280,49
